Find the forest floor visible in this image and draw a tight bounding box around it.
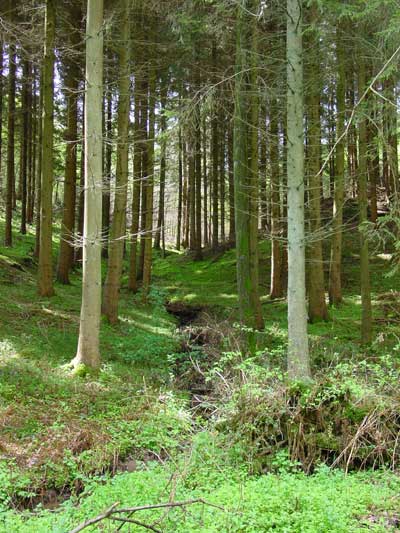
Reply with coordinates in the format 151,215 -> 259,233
0,223 -> 400,531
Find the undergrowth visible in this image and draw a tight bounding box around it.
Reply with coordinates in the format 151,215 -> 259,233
0,224 -> 400,531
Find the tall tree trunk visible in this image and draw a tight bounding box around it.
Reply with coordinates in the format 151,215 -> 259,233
57,60 -> 79,284
219,118 -> 226,242
358,53 -> 372,344
75,114 -> 85,265
154,77 -> 167,250
34,72 -> 43,258
20,60 -> 30,235
233,0 -> 263,333
72,0 -> 104,370
138,79 -> 148,281
259,115 -> 268,233
227,121 -> 235,242
5,42 -> 16,247
306,3 -> 328,322
142,71 -> 156,297
348,76 -> 358,198
270,98 -> 283,299
128,80 -> 142,292
329,25 -> 346,305
26,64 -> 34,225
386,76 -> 398,196
38,0 -> 55,297
176,126 -> 183,250
211,45 -> 219,251
248,17 -> 263,330
19,59 -> 29,231
102,85 -> 112,257
188,138 -> 196,250
182,140 -> 189,248
286,0 -> 310,380
202,116 -> 208,247
194,96 -> 202,259
103,1 -> 131,324
0,41 -> 3,193
369,119 -> 379,223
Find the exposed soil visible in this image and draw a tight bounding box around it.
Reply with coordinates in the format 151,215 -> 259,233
165,301 -> 204,326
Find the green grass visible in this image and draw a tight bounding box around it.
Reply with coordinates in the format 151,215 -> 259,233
0,224 -> 189,506
0,222 -> 400,531
3,459 -> 400,532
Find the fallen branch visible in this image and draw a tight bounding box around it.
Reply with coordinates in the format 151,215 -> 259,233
111,516 -> 162,532
69,498 -> 224,533
69,502 -> 120,533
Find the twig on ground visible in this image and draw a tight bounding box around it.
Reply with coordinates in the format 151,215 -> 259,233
111,516 -> 163,532
69,498 -> 224,533
69,502 -> 120,533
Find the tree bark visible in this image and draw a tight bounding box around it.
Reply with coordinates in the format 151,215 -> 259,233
227,121 -> 235,242
38,0 -> 56,297
128,80 -> 143,292
211,45 -> 219,250
270,98 -> 283,299
102,0 -> 131,324
286,0 -> 310,380
233,0 -> 263,333
5,42 -> 16,247
27,65 -> 35,225
142,71 -> 156,297
57,59 -> 79,284
20,60 -> 30,234
194,94 -> 202,259
102,84 -> 112,257
358,52 -> 372,344
188,138 -> 196,250
176,126 -> 183,250
154,77 -> 167,250
202,116 -> 208,247
0,41 -> 3,193
306,3 -> 328,322
72,0 -> 104,370
248,17 -> 263,330
34,72 -> 43,258
329,24 -> 346,305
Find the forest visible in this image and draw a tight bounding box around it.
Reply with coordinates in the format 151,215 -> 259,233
0,0 -> 400,531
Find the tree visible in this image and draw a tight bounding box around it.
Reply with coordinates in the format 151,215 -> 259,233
286,0 -> 310,380
329,22 -> 346,305
102,0 -> 131,324
5,40 -> 16,247
57,5 -> 81,284
0,41 -> 3,192
154,76 -> 168,251
233,0 -> 263,332
71,0 -> 104,370
38,0 -> 56,297
128,78 -> 143,292
358,49 -> 372,344
102,79 -> 113,258
270,96 -> 283,299
20,60 -> 30,235
142,70 -> 156,297
306,2 -> 328,322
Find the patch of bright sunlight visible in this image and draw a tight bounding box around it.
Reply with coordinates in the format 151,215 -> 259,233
218,293 -> 237,300
120,316 -> 173,337
124,308 -> 172,327
0,339 -> 20,361
182,293 -> 197,302
377,253 -> 393,261
39,307 -> 78,323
